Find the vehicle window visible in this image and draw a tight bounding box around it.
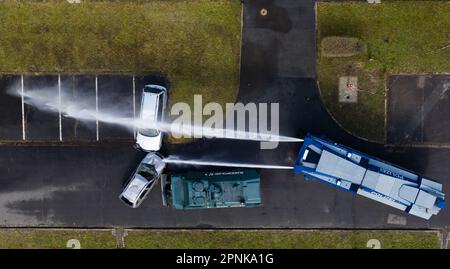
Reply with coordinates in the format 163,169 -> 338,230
120,196 -> 134,206
144,86 -> 162,94
138,163 -> 158,181
138,187 -> 149,201
138,128 -> 159,137
138,115 -> 159,137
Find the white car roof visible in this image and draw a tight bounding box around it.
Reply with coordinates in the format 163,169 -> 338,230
141,92 -> 159,123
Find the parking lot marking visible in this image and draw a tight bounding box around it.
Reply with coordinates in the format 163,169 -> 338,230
366,239 -> 381,249
58,75 -> 62,141
133,75 -> 136,138
21,75 -> 25,140
95,76 -> 99,141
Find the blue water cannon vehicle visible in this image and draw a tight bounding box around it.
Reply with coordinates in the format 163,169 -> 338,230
294,134 -> 445,220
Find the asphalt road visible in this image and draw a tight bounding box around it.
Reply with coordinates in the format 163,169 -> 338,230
0,0 -> 448,229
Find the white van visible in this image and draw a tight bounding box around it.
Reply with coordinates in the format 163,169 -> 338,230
135,84 -> 167,151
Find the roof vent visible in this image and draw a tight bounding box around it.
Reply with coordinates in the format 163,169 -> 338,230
193,181 -> 204,192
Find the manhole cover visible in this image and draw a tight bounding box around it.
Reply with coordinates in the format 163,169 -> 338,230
260,8 -> 268,16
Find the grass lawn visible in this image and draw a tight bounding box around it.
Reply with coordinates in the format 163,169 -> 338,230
124,230 -> 441,249
0,229 -> 117,249
317,2 -> 450,142
0,229 -> 441,249
0,1 -> 241,127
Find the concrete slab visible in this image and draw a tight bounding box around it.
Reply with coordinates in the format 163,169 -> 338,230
423,76 -> 450,143
387,75 -> 450,145
387,76 -> 424,144
0,75 -> 23,140
339,76 -> 358,103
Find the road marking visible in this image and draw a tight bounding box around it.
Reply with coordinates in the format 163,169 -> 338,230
113,228 -> 127,248
132,75 -> 136,138
58,75 -> 62,141
366,239 -> 381,249
95,76 -> 99,141
66,239 -> 81,249
21,75 -> 25,140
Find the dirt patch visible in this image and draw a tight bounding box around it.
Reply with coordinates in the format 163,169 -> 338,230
321,36 -> 366,57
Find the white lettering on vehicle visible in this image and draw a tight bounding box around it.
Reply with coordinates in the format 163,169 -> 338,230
371,191 -> 397,203
379,167 -> 404,180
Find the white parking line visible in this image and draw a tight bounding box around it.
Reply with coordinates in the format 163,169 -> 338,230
21,75 -> 25,140
95,76 -> 99,141
58,75 -> 62,141
132,75 -> 136,138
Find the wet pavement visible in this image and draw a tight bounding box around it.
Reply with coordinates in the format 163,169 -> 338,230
23,75 -> 60,141
0,75 -> 22,140
0,0 -> 448,229
387,75 -> 450,145
0,74 -> 163,143
61,75 -> 97,141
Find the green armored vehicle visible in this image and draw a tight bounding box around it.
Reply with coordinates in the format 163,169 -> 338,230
161,169 -> 261,209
